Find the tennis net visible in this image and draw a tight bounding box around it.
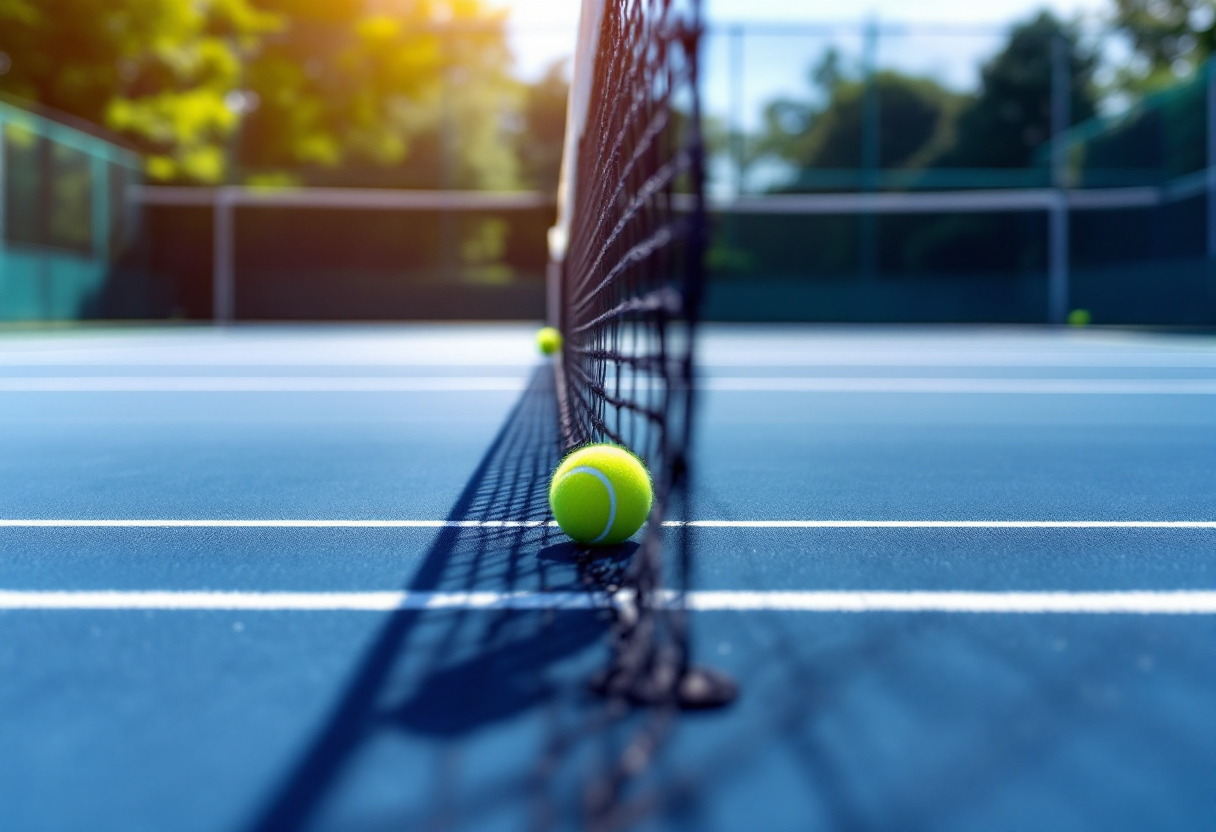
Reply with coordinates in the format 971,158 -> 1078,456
549,0 -> 734,710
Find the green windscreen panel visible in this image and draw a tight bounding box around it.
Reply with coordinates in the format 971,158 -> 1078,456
0,101 -> 145,321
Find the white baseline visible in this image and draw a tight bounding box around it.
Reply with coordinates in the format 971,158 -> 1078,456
1,590 -> 1215,614
1,377 -> 1214,394
2,519 -> 1213,529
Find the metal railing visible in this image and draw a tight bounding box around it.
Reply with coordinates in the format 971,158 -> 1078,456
132,185 -> 556,324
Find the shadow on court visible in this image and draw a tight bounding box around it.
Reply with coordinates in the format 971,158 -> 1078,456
248,367 -> 610,831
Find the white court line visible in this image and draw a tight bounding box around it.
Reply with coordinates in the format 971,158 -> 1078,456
0,377 -> 1214,394
0,519 -> 551,528
1,589 -> 1215,614
0,377 -> 528,392
0,590 -> 595,611
1,352 -> 1214,369
2,519 -> 1213,529
675,520 -> 1216,529
699,354 -> 1216,369
704,378 -> 1216,394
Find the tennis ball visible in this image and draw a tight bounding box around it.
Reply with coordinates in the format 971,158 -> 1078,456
1068,309 -> 1091,327
550,444 -> 653,545
536,327 -> 563,356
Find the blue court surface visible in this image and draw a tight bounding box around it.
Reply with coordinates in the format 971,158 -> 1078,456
1,323 -> 1214,832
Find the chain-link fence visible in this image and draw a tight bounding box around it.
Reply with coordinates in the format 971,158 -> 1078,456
3,18 -> 1214,325
697,21 -> 1216,325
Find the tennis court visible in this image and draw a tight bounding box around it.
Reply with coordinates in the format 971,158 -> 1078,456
1,324 -> 1214,831
4,0 -> 1216,829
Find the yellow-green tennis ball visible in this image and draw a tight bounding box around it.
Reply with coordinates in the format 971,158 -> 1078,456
536,327 -> 562,356
1068,309 -> 1091,327
550,444 -> 653,545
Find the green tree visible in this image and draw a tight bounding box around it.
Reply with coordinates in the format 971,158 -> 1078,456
518,59 -> 568,192
907,14 -> 1099,277
240,0 -> 520,190
933,12 -> 1097,170
0,0 -> 520,187
753,53 -> 959,189
1109,0 -> 1216,88
0,0 -> 281,182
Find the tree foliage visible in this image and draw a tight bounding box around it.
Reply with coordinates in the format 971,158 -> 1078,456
241,0 -> 520,189
748,12 -> 1098,185
0,0 -> 280,181
1110,0 -> 1216,87
518,59 -> 569,192
935,12 -> 1098,170
0,0 -> 532,187
754,52 -> 959,187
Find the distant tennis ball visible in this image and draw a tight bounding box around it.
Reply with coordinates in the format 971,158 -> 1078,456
536,327 -> 563,355
1068,309 -> 1091,327
550,444 -> 653,545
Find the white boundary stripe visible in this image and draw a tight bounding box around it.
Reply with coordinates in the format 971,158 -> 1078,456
0,590 -> 596,611
0,377 -> 528,392
1,357 -> 1213,369
704,378 -> 1216,394
1,589 -> 1215,614
683,591 -> 1216,614
0,519 -> 552,528
675,520 -> 1216,529
0,377 -> 1212,394
1,519 -> 1213,529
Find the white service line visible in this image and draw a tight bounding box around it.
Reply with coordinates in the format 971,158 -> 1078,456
0,519 -> 552,528
703,378 -> 1216,394
682,591 -> 1216,614
675,520 -> 1216,529
2,351 -> 1214,370
0,590 -> 594,611
1,519 -> 1213,529
1,377 -> 1214,394
0,377 -> 528,392
698,353 -> 1216,369
1,589 -> 1215,614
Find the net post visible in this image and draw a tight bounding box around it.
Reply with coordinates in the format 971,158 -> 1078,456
213,186 -> 236,325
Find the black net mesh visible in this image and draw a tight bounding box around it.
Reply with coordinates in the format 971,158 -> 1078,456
554,0 -> 734,712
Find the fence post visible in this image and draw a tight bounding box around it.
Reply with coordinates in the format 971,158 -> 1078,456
860,18 -> 880,285
91,155 -> 110,267
213,187 -> 235,324
1048,33 -> 1072,324
1207,62 -> 1216,259
1048,192 -> 1069,326
729,25 -> 744,197
0,110 -> 6,292
439,31 -> 458,283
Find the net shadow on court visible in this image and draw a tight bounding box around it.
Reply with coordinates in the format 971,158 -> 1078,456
246,367 -> 609,831
245,367 -> 705,832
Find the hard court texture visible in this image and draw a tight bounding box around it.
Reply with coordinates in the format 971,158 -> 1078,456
0,323 -> 1214,832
